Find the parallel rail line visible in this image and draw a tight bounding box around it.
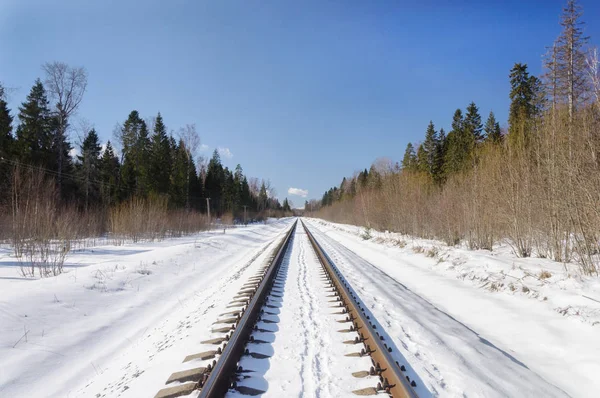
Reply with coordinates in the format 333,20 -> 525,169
302,220 -> 418,397
154,219 -> 419,398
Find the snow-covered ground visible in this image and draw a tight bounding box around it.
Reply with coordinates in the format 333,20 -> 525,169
231,225 -> 375,397
0,219 -> 294,397
305,218 -> 600,397
2,216 -> 598,397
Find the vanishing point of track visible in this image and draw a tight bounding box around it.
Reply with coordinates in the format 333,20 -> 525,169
154,219 -> 419,398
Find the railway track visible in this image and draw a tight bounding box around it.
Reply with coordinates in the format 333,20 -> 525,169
154,219 -> 419,398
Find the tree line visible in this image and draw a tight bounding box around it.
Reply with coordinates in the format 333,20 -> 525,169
313,0 -> 600,276
0,64 -> 288,227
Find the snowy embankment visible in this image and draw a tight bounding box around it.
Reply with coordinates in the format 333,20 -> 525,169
0,219 -> 293,398
306,218 -> 600,398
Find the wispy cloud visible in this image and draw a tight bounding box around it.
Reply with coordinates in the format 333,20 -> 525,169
218,147 -> 233,159
288,187 -> 308,198
200,143 -> 209,152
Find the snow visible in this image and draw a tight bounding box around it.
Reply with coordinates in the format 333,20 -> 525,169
230,225 -> 375,397
1,216 -> 598,397
305,218 -> 600,397
0,219 -> 294,397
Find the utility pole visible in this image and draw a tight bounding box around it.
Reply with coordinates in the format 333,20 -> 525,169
242,205 -> 248,226
206,198 -> 211,228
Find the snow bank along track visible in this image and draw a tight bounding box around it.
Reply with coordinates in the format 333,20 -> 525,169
154,219 -> 419,398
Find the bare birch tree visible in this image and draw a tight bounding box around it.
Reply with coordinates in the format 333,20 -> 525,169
43,62 -> 88,194
178,124 -> 200,210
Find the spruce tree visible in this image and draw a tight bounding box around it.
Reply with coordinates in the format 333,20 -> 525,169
508,64 -> 540,146
204,150 -> 224,213
464,102 -> 483,144
99,141 -> 120,206
434,128 -> 447,183
149,113 -> 172,196
484,111 -> 502,143
120,111 -> 150,197
258,182 -> 268,211
443,109 -> 468,175
0,84 -> 14,196
169,139 -> 189,208
15,79 -> 54,168
416,143 -> 428,173
77,128 -> 102,210
423,121 -> 439,177
401,142 -> 417,171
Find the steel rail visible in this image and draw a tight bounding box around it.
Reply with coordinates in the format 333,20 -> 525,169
197,220 -> 297,397
302,220 -> 419,398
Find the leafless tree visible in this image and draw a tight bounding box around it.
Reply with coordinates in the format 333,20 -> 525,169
556,0 -> 589,120
178,124 -> 200,209
43,62 -> 88,194
587,47 -> 600,106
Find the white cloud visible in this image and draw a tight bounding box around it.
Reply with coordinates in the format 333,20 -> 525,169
218,147 -> 233,159
200,144 -> 209,152
288,187 -> 308,198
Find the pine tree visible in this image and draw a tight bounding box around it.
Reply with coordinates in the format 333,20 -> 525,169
416,143 -> 428,173
187,157 -> 202,210
508,64 -> 540,146
120,110 -> 151,197
99,140 -> 120,206
434,128 -> 447,183
77,128 -> 102,210
15,79 -> 54,168
233,164 -> 244,211
443,109 -> 468,175
204,150 -> 225,213
358,168 -> 369,188
222,168 -> 235,212
149,112 -> 172,196
401,142 -> 417,171
0,84 -> 14,196
423,121 -> 439,177
169,139 -> 189,207
484,111 -> 502,143
464,102 -> 483,144
241,176 -> 252,209
282,198 -> 291,212
258,181 -> 268,211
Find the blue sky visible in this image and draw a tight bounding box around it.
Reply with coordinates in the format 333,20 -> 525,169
1,0 -> 599,206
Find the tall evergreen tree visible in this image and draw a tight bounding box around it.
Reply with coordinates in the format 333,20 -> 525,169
15,79 -> 54,168
204,149 -> 225,213
120,110 -> 150,197
508,64 -> 540,146
434,128 -> 447,183
77,128 -> 102,210
464,102 -> 483,144
443,109 -> 469,175
169,139 -> 189,208
148,113 -> 172,196
0,84 -> 14,196
423,121 -> 439,178
401,142 -> 417,171
416,143 -> 428,173
258,181 -> 268,211
99,140 -> 120,206
484,111 -> 502,143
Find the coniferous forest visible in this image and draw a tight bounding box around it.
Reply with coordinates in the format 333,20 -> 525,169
0,63 -> 292,268
313,1 -> 600,276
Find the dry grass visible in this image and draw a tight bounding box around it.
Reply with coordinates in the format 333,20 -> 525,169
539,270 -> 553,280
315,107 -> 600,276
